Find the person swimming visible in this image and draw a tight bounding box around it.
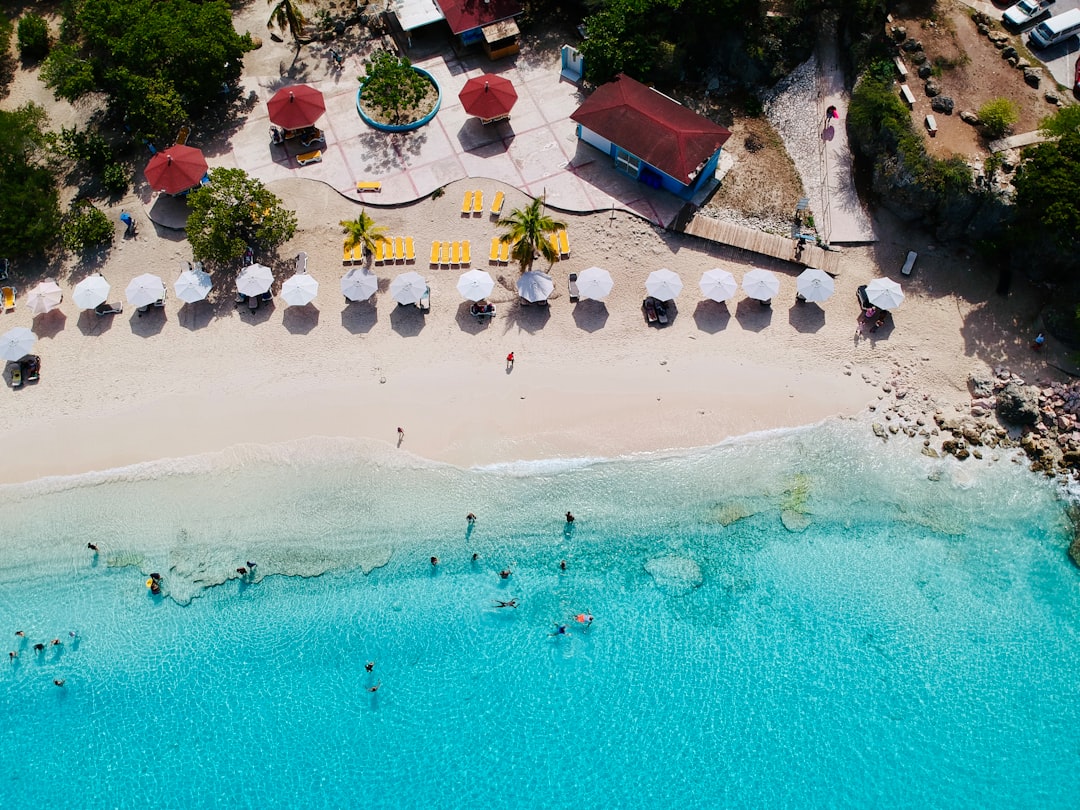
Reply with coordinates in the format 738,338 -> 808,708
368,681 -> 381,693
236,567 -> 247,576
87,543 -> 98,552
575,613 -> 594,626
493,599 -> 518,609
430,556 -> 439,567
565,511 -> 575,523
365,662 -> 374,673
499,569 -> 511,579
53,679 -> 65,687
550,624 -> 568,636
33,643 -> 44,652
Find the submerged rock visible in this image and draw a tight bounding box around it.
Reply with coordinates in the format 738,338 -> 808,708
781,510 -> 811,532
645,556 -> 703,596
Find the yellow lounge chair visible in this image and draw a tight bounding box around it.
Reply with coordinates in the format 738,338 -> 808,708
405,237 -> 415,262
489,237 -> 500,263
461,191 -> 473,215
461,241 -> 471,266
394,237 -> 404,262
440,242 -> 450,266
1,286 -> 14,312
356,181 -> 382,193
430,241 -> 441,265
296,149 -> 322,166
450,242 -> 461,266
549,233 -> 559,256
491,191 -> 504,216
175,126 -> 190,145
498,240 -> 510,264
473,191 -> 483,214
558,229 -> 570,257
343,242 -> 353,264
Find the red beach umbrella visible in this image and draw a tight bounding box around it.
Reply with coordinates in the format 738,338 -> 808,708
458,74 -> 518,122
143,145 -> 209,195
267,84 -> 326,130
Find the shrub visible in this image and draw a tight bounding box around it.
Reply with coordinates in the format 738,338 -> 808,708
978,98 -> 1019,140
61,201 -> 113,252
17,14 -> 51,61
101,163 -> 128,195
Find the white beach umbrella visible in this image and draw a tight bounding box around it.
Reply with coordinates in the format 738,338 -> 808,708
390,271 -> 427,305
281,273 -> 319,306
0,327 -> 36,362
645,268 -> 683,301
174,266 -> 213,304
742,268 -> 780,301
699,268 -> 737,302
237,263 -> 274,297
125,273 -> 166,308
73,275 -> 110,310
795,267 -> 834,303
577,266 -> 614,301
866,277 -> 905,310
517,271 -> 555,303
457,269 -> 495,302
26,280 -> 63,316
340,269 -> 378,302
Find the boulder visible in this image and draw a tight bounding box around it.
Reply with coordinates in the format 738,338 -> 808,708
924,78 -> 941,97
960,109 -> 980,125
902,38 -> 923,52
911,51 -> 928,65
917,64 -> 933,79
1002,45 -> 1018,59
1024,67 -> 1042,88
970,373 -> 995,397
891,25 -> 907,41
987,30 -> 1009,43
997,381 -> 1041,425
1016,58 -> 1032,69
977,23 -> 989,35
1045,90 -> 1062,105
931,96 -> 954,114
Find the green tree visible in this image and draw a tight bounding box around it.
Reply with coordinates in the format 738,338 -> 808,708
497,197 -> 566,273
361,51 -> 431,125
17,14 -> 51,62
186,168 -> 298,266
0,103 -> 62,257
61,201 -> 113,252
978,98 -> 1019,140
1013,131 -> 1080,254
268,0 -> 308,49
340,211 -> 387,266
1039,105 -> 1080,138
578,0 -> 657,83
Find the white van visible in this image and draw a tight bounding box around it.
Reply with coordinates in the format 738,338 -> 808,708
1029,8 -> 1080,48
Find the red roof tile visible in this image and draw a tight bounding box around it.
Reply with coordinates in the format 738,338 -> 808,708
435,0 -> 523,35
570,74 -> 731,184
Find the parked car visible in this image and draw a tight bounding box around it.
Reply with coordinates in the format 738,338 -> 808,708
1003,0 -> 1055,30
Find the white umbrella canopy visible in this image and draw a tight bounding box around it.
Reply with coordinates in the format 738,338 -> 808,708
340,269 -> 378,302
645,268 -> 683,301
0,327 -> 36,361
517,271 -> 555,303
577,266 -> 614,301
174,266 -> 213,304
73,275 -> 110,310
237,263 -> 274,297
26,280 -> 63,316
125,273 -> 165,308
743,268 -> 780,301
796,267 -> 834,303
457,269 -> 495,302
866,277 -> 905,310
699,268 -> 737,302
390,271 -> 427,305
281,273 -> 319,306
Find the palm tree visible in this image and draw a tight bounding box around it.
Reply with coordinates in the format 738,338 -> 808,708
340,211 -> 387,266
497,196 -> 566,274
268,0 -> 308,50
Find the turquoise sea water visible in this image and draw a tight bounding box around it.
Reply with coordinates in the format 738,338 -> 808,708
1,422 -> 1079,808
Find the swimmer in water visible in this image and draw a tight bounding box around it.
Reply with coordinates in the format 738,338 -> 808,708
565,511 -> 574,523
466,513 -> 476,524
368,681 -> 381,693
493,599 -> 518,609
499,569 -> 511,579
53,679 -> 65,687
236,567 -> 247,576
51,639 -> 61,646
33,643 -> 44,652
550,624 -> 568,636
365,662 -> 374,673
559,560 -> 566,570
430,556 -> 439,567
87,543 -> 98,551
15,631 -> 24,637
575,613 -> 594,626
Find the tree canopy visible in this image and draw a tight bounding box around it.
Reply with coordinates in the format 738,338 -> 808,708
0,104 -> 61,257
1013,131 -> 1080,258
497,197 -> 566,273
43,0 -> 252,141
186,168 -> 298,266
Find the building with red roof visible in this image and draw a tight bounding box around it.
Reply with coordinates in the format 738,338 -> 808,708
570,74 -> 731,200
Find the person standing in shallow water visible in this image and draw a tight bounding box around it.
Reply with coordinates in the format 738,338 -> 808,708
565,511 -> 574,523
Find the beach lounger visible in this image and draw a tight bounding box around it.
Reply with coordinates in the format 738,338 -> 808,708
175,126 -> 190,145
153,290 -> 167,308
461,241 -> 471,266
405,237 -> 415,262
549,233 -> 559,256
394,237 -> 405,263
643,297 -> 659,324
901,251 -> 917,276
343,242 -> 353,264
295,252 -> 308,274
473,191 -> 483,214
450,242 -> 461,266
498,240 -> 510,264
440,242 -> 450,266
461,191 -> 473,215
22,355 -> 39,384
656,301 -> 669,325
356,181 -> 382,193
489,238 -> 500,263
1,286 -> 14,312
10,365 -> 21,388
491,191 -> 504,217
568,273 -> 579,302
247,295 -> 259,310
558,229 -> 570,257
95,301 -> 123,316
418,286 -> 430,313
296,149 -> 322,166
430,241 -> 441,265
301,128 -> 325,147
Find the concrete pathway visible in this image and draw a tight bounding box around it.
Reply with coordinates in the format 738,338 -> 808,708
989,129 -> 1055,152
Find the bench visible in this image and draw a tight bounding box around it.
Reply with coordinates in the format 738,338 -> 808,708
296,150 -> 322,166
901,251 -> 917,276
899,84 -> 915,108
893,56 -> 908,79
925,115 -> 937,137
356,181 -> 382,192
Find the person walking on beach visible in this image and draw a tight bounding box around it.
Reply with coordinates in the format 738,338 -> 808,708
506,352 -> 514,370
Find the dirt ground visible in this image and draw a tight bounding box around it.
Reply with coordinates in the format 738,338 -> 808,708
893,0 -> 1063,159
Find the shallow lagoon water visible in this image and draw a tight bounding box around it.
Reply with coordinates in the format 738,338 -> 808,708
1,422 -> 1079,808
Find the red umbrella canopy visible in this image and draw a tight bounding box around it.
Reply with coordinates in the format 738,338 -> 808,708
267,84 -> 326,130
458,74 -> 518,121
144,145 -> 209,195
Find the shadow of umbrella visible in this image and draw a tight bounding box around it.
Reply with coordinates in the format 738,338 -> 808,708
178,302 -> 213,331
734,297 -> 772,332
341,301 -> 378,334
508,302 -> 551,333
77,310 -> 115,336
455,301 -> 490,334
692,300 -> 730,334
283,304 -> 319,335
389,304 -> 425,337
32,309 -> 66,339
129,309 -> 167,337
572,300 -> 609,333
788,302 -> 825,334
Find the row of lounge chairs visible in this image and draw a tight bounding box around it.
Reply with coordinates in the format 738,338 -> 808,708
374,237 -> 415,265
547,229 -> 571,259
462,190 -> 505,217
430,241 -> 472,267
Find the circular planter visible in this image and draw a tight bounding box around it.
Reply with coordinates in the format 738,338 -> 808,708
356,66 -> 441,133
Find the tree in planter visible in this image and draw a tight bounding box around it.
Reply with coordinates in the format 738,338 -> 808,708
268,0 -> 308,50
497,197 -> 566,273
978,98 -> 1019,140
186,168 -> 297,267
340,211 -> 387,266
361,51 -> 431,125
